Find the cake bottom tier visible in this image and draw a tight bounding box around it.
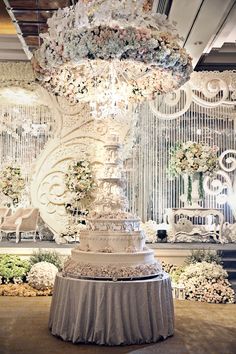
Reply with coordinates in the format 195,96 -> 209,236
63,249 -> 162,279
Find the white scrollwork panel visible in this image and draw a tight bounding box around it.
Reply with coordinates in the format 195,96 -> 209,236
148,71 -> 236,119
204,150 -> 236,219
219,150 -> 236,172
31,131 -> 106,239
192,78 -> 230,108
39,172 -> 70,211
149,83 -> 192,119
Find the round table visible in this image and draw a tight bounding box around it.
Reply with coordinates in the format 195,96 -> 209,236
49,272 -> 174,345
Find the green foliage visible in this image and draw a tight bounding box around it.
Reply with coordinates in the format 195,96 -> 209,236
198,171 -> 204,200
30,250 -> 63,270
187,175 -> 192,204
0,255 -> 30,283
185,250 -> 222,265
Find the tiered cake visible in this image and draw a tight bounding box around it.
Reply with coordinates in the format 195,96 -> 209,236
63,134 -> 161,279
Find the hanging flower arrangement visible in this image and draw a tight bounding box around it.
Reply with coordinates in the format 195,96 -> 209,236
0,166 -> 25,206
64,160 -> 97,214
169,142 -> 218,204
32,0 -> 192,107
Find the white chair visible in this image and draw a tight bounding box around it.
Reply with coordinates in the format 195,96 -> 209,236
0,207 -> 11,223
0,208 -> 39,243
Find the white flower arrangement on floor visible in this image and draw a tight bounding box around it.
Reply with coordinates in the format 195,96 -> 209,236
0,166 -> 25,206
171,261 -> 234,303
27,262 -> 58,290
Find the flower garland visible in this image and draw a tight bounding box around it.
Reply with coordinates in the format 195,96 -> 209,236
32,0 -> 192,106
169,142 -> 218,204
0,166 -> 25,206
64,160 -> 96,213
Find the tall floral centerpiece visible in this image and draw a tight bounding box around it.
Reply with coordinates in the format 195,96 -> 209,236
0,166 -> 25,207
169,142 -> 218,207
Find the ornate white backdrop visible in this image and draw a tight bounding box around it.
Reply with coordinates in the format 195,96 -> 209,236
128,71 -> 236,223
0,62 -> 236,237
0,62 -> 132,239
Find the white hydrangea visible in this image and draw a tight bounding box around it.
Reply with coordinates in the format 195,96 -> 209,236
27,261 -> 58,290
178,261 -> 234,303
179,261 -> 227,282
141,220 -> 158,243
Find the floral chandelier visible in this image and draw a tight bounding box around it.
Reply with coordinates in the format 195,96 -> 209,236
32,0 -> 192,117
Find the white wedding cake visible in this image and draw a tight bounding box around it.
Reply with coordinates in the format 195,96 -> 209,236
63,134 -> 161,279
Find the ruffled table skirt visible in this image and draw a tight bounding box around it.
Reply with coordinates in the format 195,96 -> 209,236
49,273 -> 174,345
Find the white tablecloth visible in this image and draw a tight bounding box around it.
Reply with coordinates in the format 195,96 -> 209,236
49,273 -> 174,345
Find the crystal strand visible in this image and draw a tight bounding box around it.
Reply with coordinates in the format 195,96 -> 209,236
144,103 -> 147,221
138,107 -> 142,219
149,101 -> 152,220
154,104 -> 157,220
152,103 -> 155,220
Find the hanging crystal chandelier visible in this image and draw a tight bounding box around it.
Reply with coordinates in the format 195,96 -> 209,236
32,0 -> 192,117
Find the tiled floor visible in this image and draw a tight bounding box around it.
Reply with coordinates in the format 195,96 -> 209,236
0,297 -> 235,354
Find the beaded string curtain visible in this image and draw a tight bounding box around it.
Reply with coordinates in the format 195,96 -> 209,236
126,72 -> 236,223
0,104 -> 54,203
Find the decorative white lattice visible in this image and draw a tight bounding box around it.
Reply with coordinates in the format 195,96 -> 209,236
204,150 -> 236,219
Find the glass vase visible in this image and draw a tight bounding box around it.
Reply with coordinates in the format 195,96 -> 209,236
181,172 -> 204,208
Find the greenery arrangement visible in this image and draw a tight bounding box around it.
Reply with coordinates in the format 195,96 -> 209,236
0,255 -> 30,284
0,253 -> 60,296
185,249 -> 222,265
30,250 -> 63,271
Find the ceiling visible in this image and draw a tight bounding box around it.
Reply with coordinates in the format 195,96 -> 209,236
0,0 -> 27,60
0,0 -> 236,71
